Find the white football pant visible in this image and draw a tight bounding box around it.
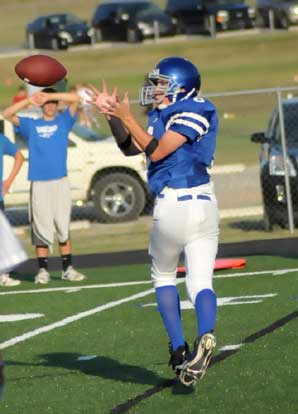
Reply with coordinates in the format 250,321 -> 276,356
149,182 -> 219,304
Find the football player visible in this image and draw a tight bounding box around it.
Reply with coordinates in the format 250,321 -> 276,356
91,56 -> 219,386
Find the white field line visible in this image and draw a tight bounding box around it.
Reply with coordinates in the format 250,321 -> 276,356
0,265 -> 285,351
0,267 -> 296,297
219,344 -> 243,351
0,280 -> 152,296
0,313 -> 44,322
0,287 -> 155,350
214,268 -> 298,279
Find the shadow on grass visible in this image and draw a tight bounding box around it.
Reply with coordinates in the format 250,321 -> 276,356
7,353 -> 195,398
7,352 -> 166,386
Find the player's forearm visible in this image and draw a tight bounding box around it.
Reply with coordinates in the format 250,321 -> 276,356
108,116 -> 141,156
121,114 -> 186,162
2,98 -> 30,121
121,113 -> 168,160
48,92 -> 79,103
47,92 -> 80,117
121,113 -> 153,151
5,151 -> 24,187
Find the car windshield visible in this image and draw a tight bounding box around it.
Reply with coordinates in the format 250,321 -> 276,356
47,14 -> 82,26
135,3 -> 163,17
282,105 -> 298,143
72,123 -> 109,141
118,2 -> 160,16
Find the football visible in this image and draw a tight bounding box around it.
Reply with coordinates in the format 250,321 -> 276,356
14,54 -> 67,87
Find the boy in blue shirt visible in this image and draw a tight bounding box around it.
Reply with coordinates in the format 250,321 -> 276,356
2,88 -> 86,284
0,132 -> 24,286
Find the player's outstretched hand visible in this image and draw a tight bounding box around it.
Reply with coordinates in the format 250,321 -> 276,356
88,80 -> 118,113
101,91 -> 131,121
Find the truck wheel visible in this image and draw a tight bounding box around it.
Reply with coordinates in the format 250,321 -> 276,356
93,173 -> 146,223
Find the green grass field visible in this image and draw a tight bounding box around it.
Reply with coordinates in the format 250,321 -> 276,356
1,255 -> 298,413
1,7 -> 298,412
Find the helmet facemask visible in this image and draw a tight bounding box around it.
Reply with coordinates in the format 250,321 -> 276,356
139,69 -> 181,107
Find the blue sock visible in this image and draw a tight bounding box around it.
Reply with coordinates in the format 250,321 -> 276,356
155,285 -> 185,351
195,289 -> 217,337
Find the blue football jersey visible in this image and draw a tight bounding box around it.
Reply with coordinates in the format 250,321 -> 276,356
146,96 -> 218,195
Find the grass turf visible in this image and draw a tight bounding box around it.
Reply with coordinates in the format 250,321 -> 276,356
1,255 -> 298,413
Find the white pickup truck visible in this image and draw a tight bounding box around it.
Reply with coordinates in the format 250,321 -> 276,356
1,113 -> 151,223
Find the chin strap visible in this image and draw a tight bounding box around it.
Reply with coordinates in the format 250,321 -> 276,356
180,88 -> 197,101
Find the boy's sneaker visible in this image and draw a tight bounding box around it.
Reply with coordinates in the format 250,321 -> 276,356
0,274 -> 21,287
168,342 -> 189,376
62,266 -> 86,282
179,333 -> 216,387
34,268 -> 50,284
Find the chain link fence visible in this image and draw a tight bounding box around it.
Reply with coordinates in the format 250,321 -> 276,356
3,86 -> 298,254
206,86 -> 298,239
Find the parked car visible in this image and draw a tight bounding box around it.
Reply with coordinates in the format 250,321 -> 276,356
91,0 -> 177,43
26,13 -> 92,50
251,98 -> 298,230
256,0 -> 298,29
165,0 -> 255,34
1,112 -> 151,223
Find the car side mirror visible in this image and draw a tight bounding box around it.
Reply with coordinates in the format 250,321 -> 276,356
250,132 -> 270,144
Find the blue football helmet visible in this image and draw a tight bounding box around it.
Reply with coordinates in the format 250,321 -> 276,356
139,56 -> 201,106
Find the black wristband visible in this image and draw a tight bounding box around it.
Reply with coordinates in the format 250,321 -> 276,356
118,135 -> 132,150
144,138 -> 159,156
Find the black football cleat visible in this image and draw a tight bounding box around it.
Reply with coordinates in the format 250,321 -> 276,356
168,342 -> 189,376
179,333 -> 216,387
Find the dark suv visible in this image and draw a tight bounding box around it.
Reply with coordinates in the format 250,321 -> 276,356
26,13 -> 92,50
91,0 -> 177,42
256,0 -> 298,29
251,98 -> 298,230
165,0 -> 255,34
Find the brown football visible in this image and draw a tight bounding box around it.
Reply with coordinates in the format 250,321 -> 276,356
15,54 -> 67,86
